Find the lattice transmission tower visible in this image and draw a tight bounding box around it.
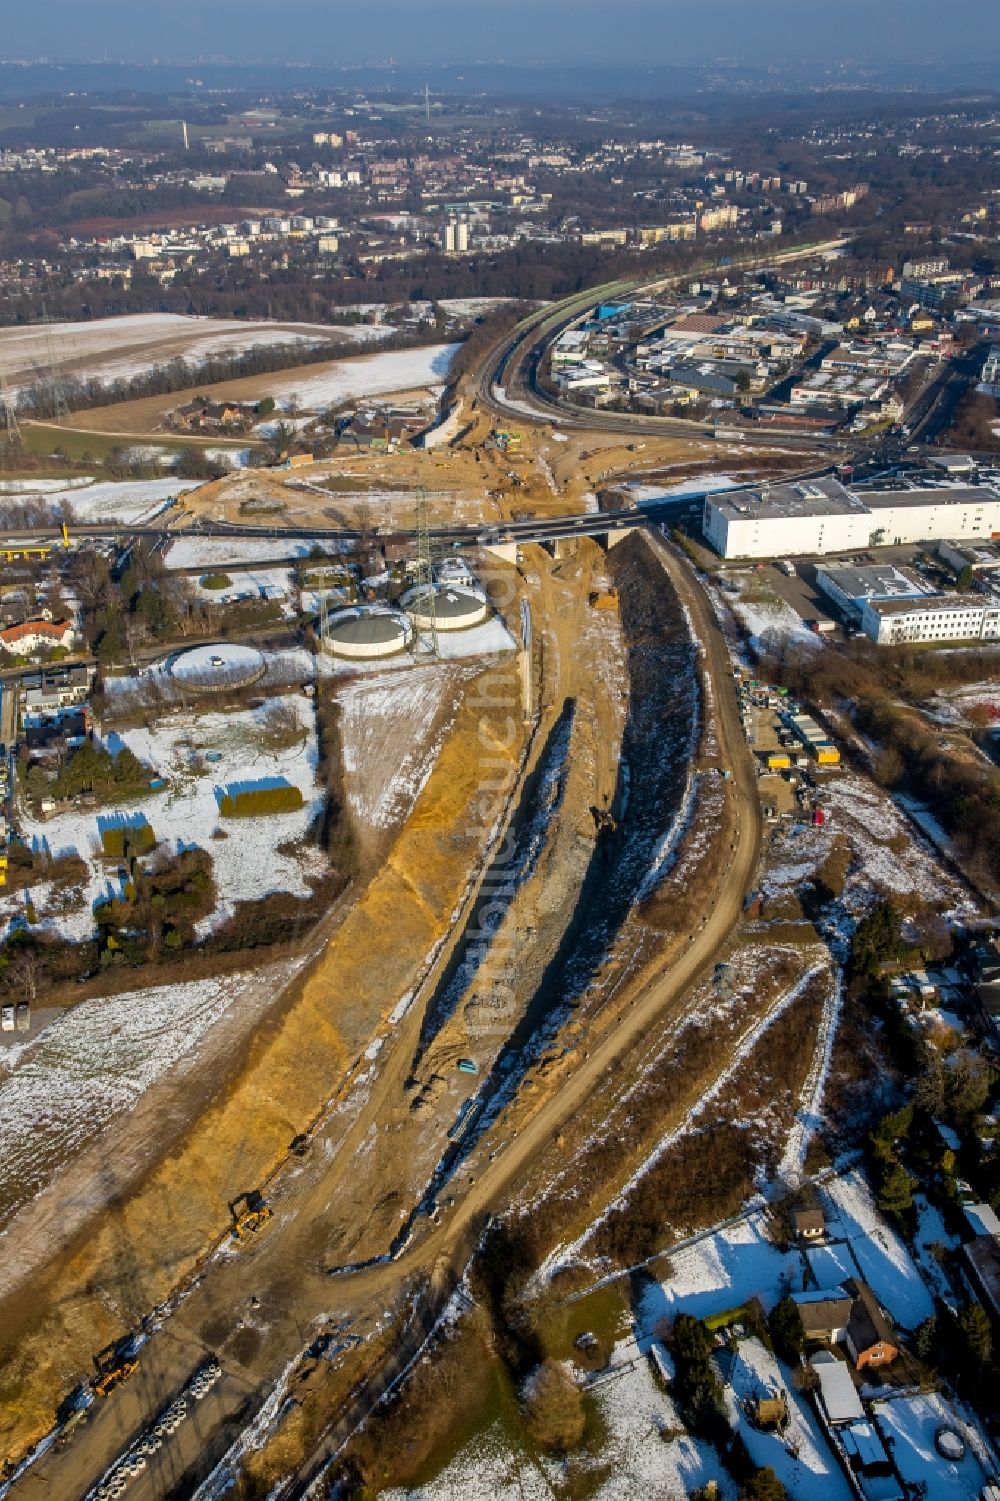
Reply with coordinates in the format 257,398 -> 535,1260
0,367 -> 20,447
412,488 -> 439,659
39,302 -> 69,423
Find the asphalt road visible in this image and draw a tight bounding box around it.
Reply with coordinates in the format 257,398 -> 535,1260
476,236 -> 854,451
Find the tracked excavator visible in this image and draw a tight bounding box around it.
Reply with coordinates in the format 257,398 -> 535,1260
229,1189 -> 273,1240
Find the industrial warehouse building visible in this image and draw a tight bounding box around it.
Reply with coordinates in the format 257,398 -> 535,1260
815,562 -> 935,621
702,477 -> 1000,559
859,593 -> 1000,645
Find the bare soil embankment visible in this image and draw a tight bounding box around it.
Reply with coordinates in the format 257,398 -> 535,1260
0,660 -> 526,1464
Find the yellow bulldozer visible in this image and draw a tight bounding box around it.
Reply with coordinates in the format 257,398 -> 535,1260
229,1190 -> 273,1240
92,1340 -> 139,1399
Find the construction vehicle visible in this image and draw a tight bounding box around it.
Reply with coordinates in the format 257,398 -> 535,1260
229,1190 -> 273,1240
588,588 -> 619,610
593,807 -> 618,836
93,1340 -> 139,1399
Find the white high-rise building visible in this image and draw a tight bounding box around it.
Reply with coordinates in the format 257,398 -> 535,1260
441,216 -> 469,254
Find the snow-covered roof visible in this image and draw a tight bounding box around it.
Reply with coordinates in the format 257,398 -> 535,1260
810,1354 -> 864,1424
965,1202 -> 1000,1238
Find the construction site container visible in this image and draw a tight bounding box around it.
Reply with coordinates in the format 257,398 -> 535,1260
766,753 -> 792,770
814,745 -> 841,766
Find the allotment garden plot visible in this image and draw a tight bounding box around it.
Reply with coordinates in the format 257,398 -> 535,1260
9,694 -> 324,940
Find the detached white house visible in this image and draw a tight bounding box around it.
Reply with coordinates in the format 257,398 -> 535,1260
0,618 -> 76,656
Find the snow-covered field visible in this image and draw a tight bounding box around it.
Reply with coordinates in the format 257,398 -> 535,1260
6,696 -> 323,940
16,477 -> 197,525
0,312 -> 386,391
924,684 -> 1000,728
729,579 -> 822,656
381,1344 -> 734,1501
437,297 -> 518,316
629,473 -> 739,504
265,343 -> 460,411
164,536 -> 336,569
379,1423 -> 553,1501
821,1170 -> 935,1330
585,1349 -> 735,1500
912,1193 -> 960,1310
337,665 -> 466,830
763,769 -> 971,916
0,969 -> 287,1223
191,565 -> 294,612
872,1392 -> 998,1500
635,1211 -> 805,1330
434,617 -> 516,660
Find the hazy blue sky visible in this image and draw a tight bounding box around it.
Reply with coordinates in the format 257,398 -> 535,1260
2,1 -> 998,67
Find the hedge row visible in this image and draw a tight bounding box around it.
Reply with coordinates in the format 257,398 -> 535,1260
101,822 -> 157,858
219,784 -> 305,818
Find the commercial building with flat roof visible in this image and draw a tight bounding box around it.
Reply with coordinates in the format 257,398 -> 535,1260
816,563 -> 934,621
703,478 -> 1000,559
860,592 -> 1000,645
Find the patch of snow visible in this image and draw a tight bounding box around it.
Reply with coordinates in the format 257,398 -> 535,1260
730,586 -> 822,656
871,1392 -> 998,1501
912,1194 -> 960,1309
164,535 -> 335,569
336,665 -> 459,830
630,473 -> 739,503
58,478 -> 197,525
266,344 -> 460,412
804,1241 -> 858,1291
821,1170 -> 935,1330
635,1211 -> 806,1331
491,386 -> 542,420
586,1346 -> 736,1499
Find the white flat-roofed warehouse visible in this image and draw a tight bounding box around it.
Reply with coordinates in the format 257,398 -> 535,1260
703,478 -> 1000,559
861,593 -> 1000,645
815,563 -> 935,621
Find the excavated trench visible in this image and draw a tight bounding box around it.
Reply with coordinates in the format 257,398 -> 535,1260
412,699 -> 578,1066
429,533 -> 700,1185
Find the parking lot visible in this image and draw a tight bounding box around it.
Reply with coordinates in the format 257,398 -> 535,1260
718,542 -> 935,638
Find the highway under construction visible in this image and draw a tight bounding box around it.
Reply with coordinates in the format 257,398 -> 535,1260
0,248 -> 852,1501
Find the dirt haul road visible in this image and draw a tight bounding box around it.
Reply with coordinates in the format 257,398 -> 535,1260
284,532 -> 763,1492
8,541 -> 759,1501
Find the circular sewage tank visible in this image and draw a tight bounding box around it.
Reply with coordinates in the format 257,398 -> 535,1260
321,606 -> 410,660
169,642 -> 267,692
403,584 -> 489,633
